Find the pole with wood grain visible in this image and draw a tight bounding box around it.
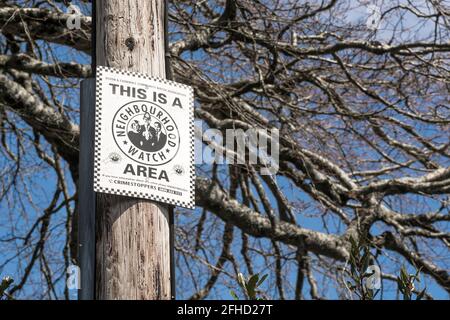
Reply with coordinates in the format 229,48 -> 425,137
79,0 -> 173,300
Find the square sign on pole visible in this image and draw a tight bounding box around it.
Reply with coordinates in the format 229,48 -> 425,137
94,66 -> 195,209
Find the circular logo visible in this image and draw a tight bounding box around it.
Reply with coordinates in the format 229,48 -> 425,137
112,100 -> 180,166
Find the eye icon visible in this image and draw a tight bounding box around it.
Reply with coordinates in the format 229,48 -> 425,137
173,165 -> 184,176
109,152 -> 121,162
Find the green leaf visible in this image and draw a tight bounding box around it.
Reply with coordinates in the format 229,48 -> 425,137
400,266 -> 409,282
246,274 -> 259,299
229,290 -> 239,300
256,274 -> 268,287
0,277 -> 14,298
397,278 -> 405,293
248,274 -> 259,288
414,267 -> 423,282
237,273 -> 246,288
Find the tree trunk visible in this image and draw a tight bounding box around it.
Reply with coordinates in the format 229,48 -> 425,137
94,0 -> 171,300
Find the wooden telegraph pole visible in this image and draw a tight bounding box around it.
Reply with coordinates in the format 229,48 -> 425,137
79,0 -> 172,300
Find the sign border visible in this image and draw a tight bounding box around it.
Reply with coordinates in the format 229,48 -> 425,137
93,66 -> 195,209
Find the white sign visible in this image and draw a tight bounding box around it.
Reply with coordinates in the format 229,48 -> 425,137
94,66 -> 195,209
